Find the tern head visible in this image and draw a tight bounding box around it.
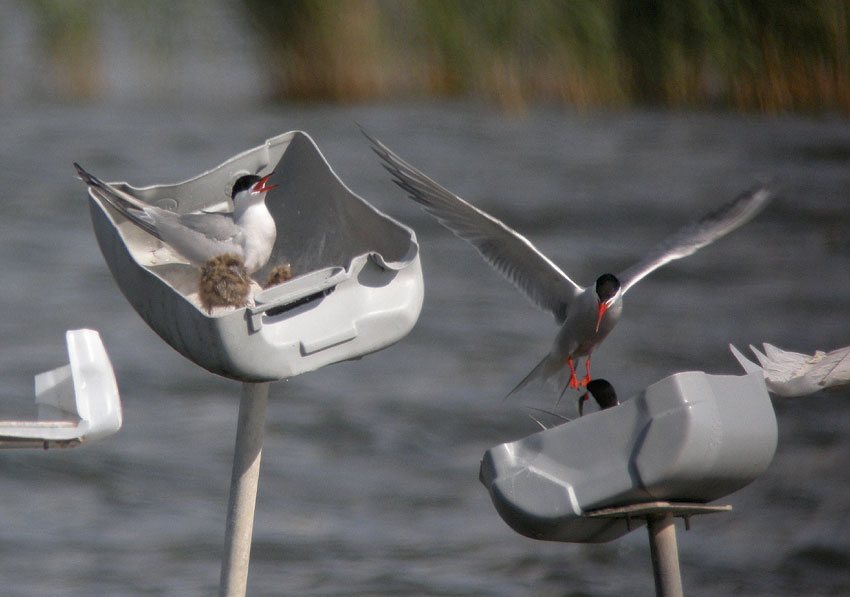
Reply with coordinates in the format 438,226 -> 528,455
231,173 -> 277,203
580,378 -> 618,415
594,273 -> 620,332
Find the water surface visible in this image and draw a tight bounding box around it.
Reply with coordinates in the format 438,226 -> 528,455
0,101 -> 848,595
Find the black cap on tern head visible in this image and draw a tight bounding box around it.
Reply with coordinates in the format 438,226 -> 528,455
586,379 -> 618,409
595,274 -> 620,302
580,378 -> 619,416
231,174 -> 262,199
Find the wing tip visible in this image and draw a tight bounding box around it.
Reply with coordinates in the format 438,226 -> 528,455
73,161 -> 98,185
359,124 -> 396,166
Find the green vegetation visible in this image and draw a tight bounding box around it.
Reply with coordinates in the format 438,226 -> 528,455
20,0 -> 849,112
244,0 -> 850,112
28,0 -> 101,98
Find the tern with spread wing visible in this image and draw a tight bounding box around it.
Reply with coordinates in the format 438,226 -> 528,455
366,132 -> 772,395
74,163 -> 277,274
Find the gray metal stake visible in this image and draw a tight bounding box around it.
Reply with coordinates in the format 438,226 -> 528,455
647,512 -> 684,597
219,382 -> 270,597
587,502 -> 730,597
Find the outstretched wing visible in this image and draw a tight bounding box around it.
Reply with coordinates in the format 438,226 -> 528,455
366,130 -> 582,322
617,185 -> 772,294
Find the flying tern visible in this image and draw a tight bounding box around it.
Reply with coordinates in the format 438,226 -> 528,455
74,163 -> 278,274
365,132 -> 772,395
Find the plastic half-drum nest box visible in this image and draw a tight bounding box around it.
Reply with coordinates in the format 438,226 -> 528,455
479,371 -> 777,543
87,131 -> 424,382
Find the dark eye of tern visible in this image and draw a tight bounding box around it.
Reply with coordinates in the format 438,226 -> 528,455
231,174 -> 262,198
595,273 -> 620,302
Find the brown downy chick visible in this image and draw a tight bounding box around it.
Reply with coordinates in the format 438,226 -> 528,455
265,263 -> 293,288
199,253 -> 251,314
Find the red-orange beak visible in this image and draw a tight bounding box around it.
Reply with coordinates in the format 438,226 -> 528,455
252,172 -> 277,194
595,300 -> 610,333
579,391 -> 589,416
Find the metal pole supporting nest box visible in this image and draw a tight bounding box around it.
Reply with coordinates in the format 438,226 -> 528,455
588,501 -> 732,597
219,382 -> 270,597
648,513 -> 682,597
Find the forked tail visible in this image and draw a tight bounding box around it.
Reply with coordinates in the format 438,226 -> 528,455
73,162 -> 160,239
504,353 -> 561,400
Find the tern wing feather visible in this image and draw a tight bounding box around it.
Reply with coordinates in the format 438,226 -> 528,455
617,185 -> 772,294
74,162 -> 163,239
366,131 -> 581,321
177,212 -> 240,242
134,210 -> 242,264
76,162 -> 243,264
816,346 -> 850,388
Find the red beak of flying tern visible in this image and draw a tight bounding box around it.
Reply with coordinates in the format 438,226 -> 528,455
595,299 -> 611,333
252,173 -> 277,194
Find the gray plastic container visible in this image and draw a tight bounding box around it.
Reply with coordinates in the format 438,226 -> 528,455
480,371 -> 777,543
87,131 -> 423,382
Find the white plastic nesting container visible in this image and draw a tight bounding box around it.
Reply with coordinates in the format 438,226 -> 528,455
86,131 -> 423,382
480,371 -> 777,543
0,329 -> 122,448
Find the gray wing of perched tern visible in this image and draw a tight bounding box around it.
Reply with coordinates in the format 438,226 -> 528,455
75,162 -> 244,261
366,132 -> 582,322
616,186 -> 772,294
761,343 -> 850,388
731,343 -> 850,397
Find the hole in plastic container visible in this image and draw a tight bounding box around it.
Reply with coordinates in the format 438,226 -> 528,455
265,286 -> 336,318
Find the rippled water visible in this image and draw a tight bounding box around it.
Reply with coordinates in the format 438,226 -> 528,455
0,101 -> 848,595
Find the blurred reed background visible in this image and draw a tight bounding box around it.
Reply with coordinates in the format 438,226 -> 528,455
7,0 -> 849,113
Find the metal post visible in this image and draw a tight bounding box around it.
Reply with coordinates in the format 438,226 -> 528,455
219,382 -> 270,597
647,512 -> 683,597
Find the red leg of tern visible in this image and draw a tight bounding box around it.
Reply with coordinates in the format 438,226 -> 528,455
580,355 -> 592,387
567,356 -> 579,389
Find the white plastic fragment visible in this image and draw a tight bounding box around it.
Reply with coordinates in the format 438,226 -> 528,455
0,329 -> 122,448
